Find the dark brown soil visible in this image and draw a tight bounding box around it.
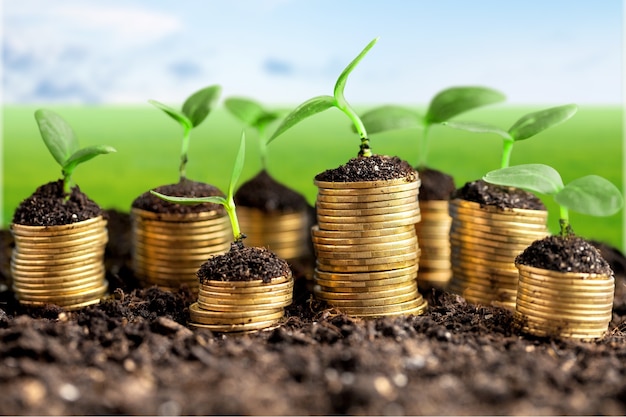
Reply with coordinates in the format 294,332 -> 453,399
516,234 -> 613,275
12,180 -> 103,226
131,179 -> 225,215
453,179 -> 546,210
0,211 -> 626,415
417,167 -> 456,201
235,170 -> 309,213
315,155 -> 417,182
197,241 -> 291,283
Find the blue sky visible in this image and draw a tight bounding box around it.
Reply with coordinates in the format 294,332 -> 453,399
1,0 -> 624,105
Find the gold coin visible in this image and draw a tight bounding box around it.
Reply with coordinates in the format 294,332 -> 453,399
313,236 -> 417,252
131,208 -> 223,222
135,222 -> 232,236
198,291 -> 293,304
449,233 -> 532,253
318,217 -> 421,232
449,227 -> 547,245
200,275 -> 292,287
449,213 -> 548,231
518,272 -> 614,292
451,246 -> 521,264
11,216 -> 106,236
332,297 -> 425,315
419,200 -> 450,211
14,235 -> 108,252
316,259 -> 418,274
316,189 -> 419,204
515,296 -> 614,315
312,224 -> 414,238
316,201 -> 420,217
317,208 -> 421,224
190,312 -> 284,326
516,314 -> 611,331
320,290 -> 418,307
13,278 -> 105,296
450,199 -> 548,218
517,264 -> 614,281
190,304 -> 283,324
449,204 -> 548,223
313,276 -> 416,292
316,195 -> 418,210
197,299 -> 291,311
189,302 -> 278,317
311,231 -> 415,246
237,206 -> 308,219
199,287 -> 293,300
314,282 -> 416,300
515,304 -> 612,322
12,225 -> 105,244
133,261 -> 202,274
202,279 -> 293,293
188,318 -> 281,333
450,221 -> 548,238
516,282 -> 614,301
347,301 -> 428,318
11,266 -> 105,284
418,270 -> 452,284
317,251 -> 417,266
11,248 -> 105,265
450,253 -> 515,271
17,283 -> 108,302
314,264 -> 417,281
315,178 -> 419,189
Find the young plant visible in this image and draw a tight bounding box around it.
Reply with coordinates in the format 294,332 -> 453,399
224,97 -> 281,169
483,163 -> 623,236
151,132 -> 247,242
445,104 -> 578,169
35,109 -> 117,196
357,86 -> 506,167
149,85 -> 221,181
268,37 -> 379,157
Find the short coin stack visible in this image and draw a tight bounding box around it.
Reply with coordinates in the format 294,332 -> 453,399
415,200 -> 453,289
131,208 -> 233,293
448,199 -> 549,309
237,207 -> 310,260
188,272 -> 294,333
11,216 -> 109,310
515,263 -> 614,340
312,178 -> 428,317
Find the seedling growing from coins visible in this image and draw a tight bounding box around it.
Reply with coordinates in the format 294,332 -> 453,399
225,97 -> 281,170
445,104 -> 578,169
151,132 -> 247,242
269,37 -> 379,157
484,163 -> 624,236
35,109 -> 117,195
149,85 -> 221,180
357,86 -> 505,167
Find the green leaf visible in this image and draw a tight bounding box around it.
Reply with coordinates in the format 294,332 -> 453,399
182,85 -> 222,127
34,109 -> 79,166
356,105 -> 424,134
149,99 -> 193,131
483,164 -> 564,195
229,132 -> 246,199
225,97 -> 267,126
63,145 -> 117,176
333,37 -> 379,104
508,104 -> 578,141
150,190 -> 227,207
268,95 -> 336,144
425,86 -> 506,125
443,121 -> 512,140
555,175 -> 624,217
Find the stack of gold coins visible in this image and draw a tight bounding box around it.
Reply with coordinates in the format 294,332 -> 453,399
448,199 -> 549,309
415,200 -> 453,289
237,207 -> 310,260
11,216 -> 109,310
515,263 -> 614,340
131,208 -> 233,293
189,272 -> 294,333
312,178 -> 428,317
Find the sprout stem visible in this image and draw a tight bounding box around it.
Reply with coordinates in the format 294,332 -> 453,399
225,195 -> 244,242
338,101 -> 371,157
501,139 -> 514,169
179,125 -> 192,180
559,205 -> 571,236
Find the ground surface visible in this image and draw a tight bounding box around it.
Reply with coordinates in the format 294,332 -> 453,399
1,211 -> 626,415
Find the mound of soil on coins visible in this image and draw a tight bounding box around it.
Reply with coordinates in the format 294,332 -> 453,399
453,179 -> 546,210
0,210 -> 625,415
131,179 -> 225,215
516,234 -> 613,275
12,180 -> 103,226
315,155 -> 417,182
234,170 -> 309,213
197,241 -> 291,283
417,167 -> 456,201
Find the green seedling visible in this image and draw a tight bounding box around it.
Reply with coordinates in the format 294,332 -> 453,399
35,109 -> 116,196
224,97 -> 281,169
149,85 -> 221,180
357,86 -> 505,167
151,132 -> 247,242
484,163 -> 623,236
444,104 -> 577,169
269,37 -> 379,157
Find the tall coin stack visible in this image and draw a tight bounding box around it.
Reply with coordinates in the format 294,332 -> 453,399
448,199 -> 549,309
237,207 -> 310,260
312,178 -> 428,317
131,208 -> 233,293
189,272 -> 294,333
415,200 -> 453,289
515,263 -> 614,340
11,216 -> 109,310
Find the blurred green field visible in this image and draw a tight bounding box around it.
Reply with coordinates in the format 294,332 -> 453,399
2,104 -> 623,250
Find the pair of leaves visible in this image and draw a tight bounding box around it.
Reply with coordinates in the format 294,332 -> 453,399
149,85 -> 222,130
484,164 -> 623,217
224,97 -> 281,134
445,104 -> 578,142
35,109 -> 116,176
357,86 -> 505,135
268,37 -> 379,144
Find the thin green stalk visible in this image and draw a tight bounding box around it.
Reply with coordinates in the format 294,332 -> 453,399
559,205 -> 571,236
225,195 -> 243,242
62,175 -> 72,197
501,139 -> 514,169
179,125 -> 192,180
338,101 -> 371,157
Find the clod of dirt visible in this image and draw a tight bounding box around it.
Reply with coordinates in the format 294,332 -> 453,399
235,170 -> 309,213
197,241 -> 291,283
516,234 -> 613,275
12,180 -> 103,226
131,178 -> 226,215
315,155 -> 417,182
453,179 -> 546,210
417,167 -> 456,201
